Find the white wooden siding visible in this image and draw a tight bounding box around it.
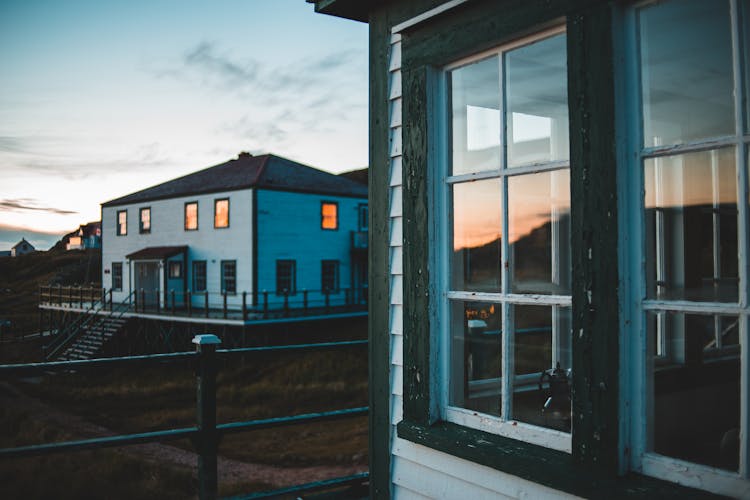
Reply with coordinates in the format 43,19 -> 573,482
386,27 -> 578,500
102,189 -> 253,308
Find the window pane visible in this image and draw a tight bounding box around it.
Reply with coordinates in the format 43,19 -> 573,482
193,261 -> 206,292
508,169 -> 570,295
214,199 -> 229,228
451,179 -> 501,292
511,305 -> 571,432
644,148 -> 738,302
639,0 -> 734,147
449,300 -> 501,417
321,202 -> 338,229
648,311 -> 740,471
506,33 -> 569,167
450,56 -> 501,175
185,203 -> 198,230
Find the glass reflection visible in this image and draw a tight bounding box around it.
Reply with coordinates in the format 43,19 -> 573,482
506,33 -> 569,167
639,0 -> 734,147
512,305 -> 571,432
648,311 -> 740,471
450,56 -> 501,175
644,148 -> 738,302
450,301 -> 502,416
451,179 -> 501,292
508,169 -> 570,295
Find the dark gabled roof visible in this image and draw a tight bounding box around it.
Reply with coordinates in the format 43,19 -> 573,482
12,238 -> 34,250
102,153 -> 368,207
126,246 -> 187,260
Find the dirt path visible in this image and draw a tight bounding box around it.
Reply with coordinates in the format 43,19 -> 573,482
1,382 -> 366,491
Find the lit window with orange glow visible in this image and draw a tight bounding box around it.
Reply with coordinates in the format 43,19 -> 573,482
185,202 -> 198,230
321,202 -> 338,230
117,210 -> 127,236
214,198 -> 229,228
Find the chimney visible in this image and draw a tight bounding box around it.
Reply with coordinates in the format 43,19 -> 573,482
237,151 -> 252,159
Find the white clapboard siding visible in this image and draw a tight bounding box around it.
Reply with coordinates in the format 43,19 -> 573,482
102,189 -> 254,309
385,27 -> 579,500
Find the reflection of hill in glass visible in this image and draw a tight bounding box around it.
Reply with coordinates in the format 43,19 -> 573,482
456,213 -> 570,294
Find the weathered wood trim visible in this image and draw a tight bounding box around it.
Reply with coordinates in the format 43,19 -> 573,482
567,4 -> 620,474
368,7 -> 394,499
401,62 -> 433,425
396,420 -> 723,498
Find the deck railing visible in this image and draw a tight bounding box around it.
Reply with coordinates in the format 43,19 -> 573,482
0,337 -> 368,499
40,285 -> 368,322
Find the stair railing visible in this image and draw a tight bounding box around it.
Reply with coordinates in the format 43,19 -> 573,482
44,291 -> 134,360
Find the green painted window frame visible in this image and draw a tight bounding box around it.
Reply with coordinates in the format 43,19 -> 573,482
395,0 -> 638,495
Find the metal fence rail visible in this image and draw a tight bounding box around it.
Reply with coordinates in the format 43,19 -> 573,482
0,338 -> 369,499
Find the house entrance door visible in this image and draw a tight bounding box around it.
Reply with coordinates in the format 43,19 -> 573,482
134,262 -> 159,308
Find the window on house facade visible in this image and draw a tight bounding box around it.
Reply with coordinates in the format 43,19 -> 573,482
321,260 -> 340,293
631,0 -> 749,488
117,210 -> 127,236
358,204 -> 369,231
220,260 -> 236,294
193,261 -> 207,292
439,28 -> 571,451
139,207 -> 151,234
276,260 -> 296,295
185,202 -> 198,230
321,201 -> 338,230
169,261 -> 182,279
214,198 -> 229,228
112,262 -> 123,291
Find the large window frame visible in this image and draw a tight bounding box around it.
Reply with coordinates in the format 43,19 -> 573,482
623,0 -> 750,494
276,260 -> 297,296
434,26 -> 572,453
112,262 -> 123,291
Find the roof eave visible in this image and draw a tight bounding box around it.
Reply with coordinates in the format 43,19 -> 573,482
311,0 -> 371,22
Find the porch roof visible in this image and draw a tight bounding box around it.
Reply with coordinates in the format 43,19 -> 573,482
126,245 -> 187,260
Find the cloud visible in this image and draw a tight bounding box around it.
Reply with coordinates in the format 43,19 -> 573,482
184,41 -> 260,85
0,223 -> 66,251
0,142 -> 174,181
0,198 -> 77,215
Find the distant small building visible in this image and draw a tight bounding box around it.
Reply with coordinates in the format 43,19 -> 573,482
11,238 -> 35,257
65,221 -> 102,251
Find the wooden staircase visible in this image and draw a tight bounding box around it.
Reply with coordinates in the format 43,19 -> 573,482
57,316 -> 128,361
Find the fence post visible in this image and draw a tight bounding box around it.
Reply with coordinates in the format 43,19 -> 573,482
325,289 -> 330,311
303,289 -> 308,312
283,289 -> 289,316
263,291 -> 268,317
155,289 -> 160,313
171,290 -> 175,314
205,292 -> 209,318
222,291 -> 227,319
242,292 -> 247,322
193,334 -> 221,500
140,289 -> 145,313
188,290 -> 193,317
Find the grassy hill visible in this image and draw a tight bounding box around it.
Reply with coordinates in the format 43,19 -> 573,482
0,248 -> 101,339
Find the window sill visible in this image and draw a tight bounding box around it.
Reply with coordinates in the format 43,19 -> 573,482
396,420 -> 721,499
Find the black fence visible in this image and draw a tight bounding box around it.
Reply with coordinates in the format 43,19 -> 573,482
0,337 -> 368,499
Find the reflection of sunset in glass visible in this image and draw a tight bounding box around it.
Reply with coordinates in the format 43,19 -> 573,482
214,199 -> 229,228
508,169 -> 569,245
645,148 -> 737,209
452,179 -> 501,251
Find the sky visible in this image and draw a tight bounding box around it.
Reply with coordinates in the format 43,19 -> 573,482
0,0 -> 368,250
